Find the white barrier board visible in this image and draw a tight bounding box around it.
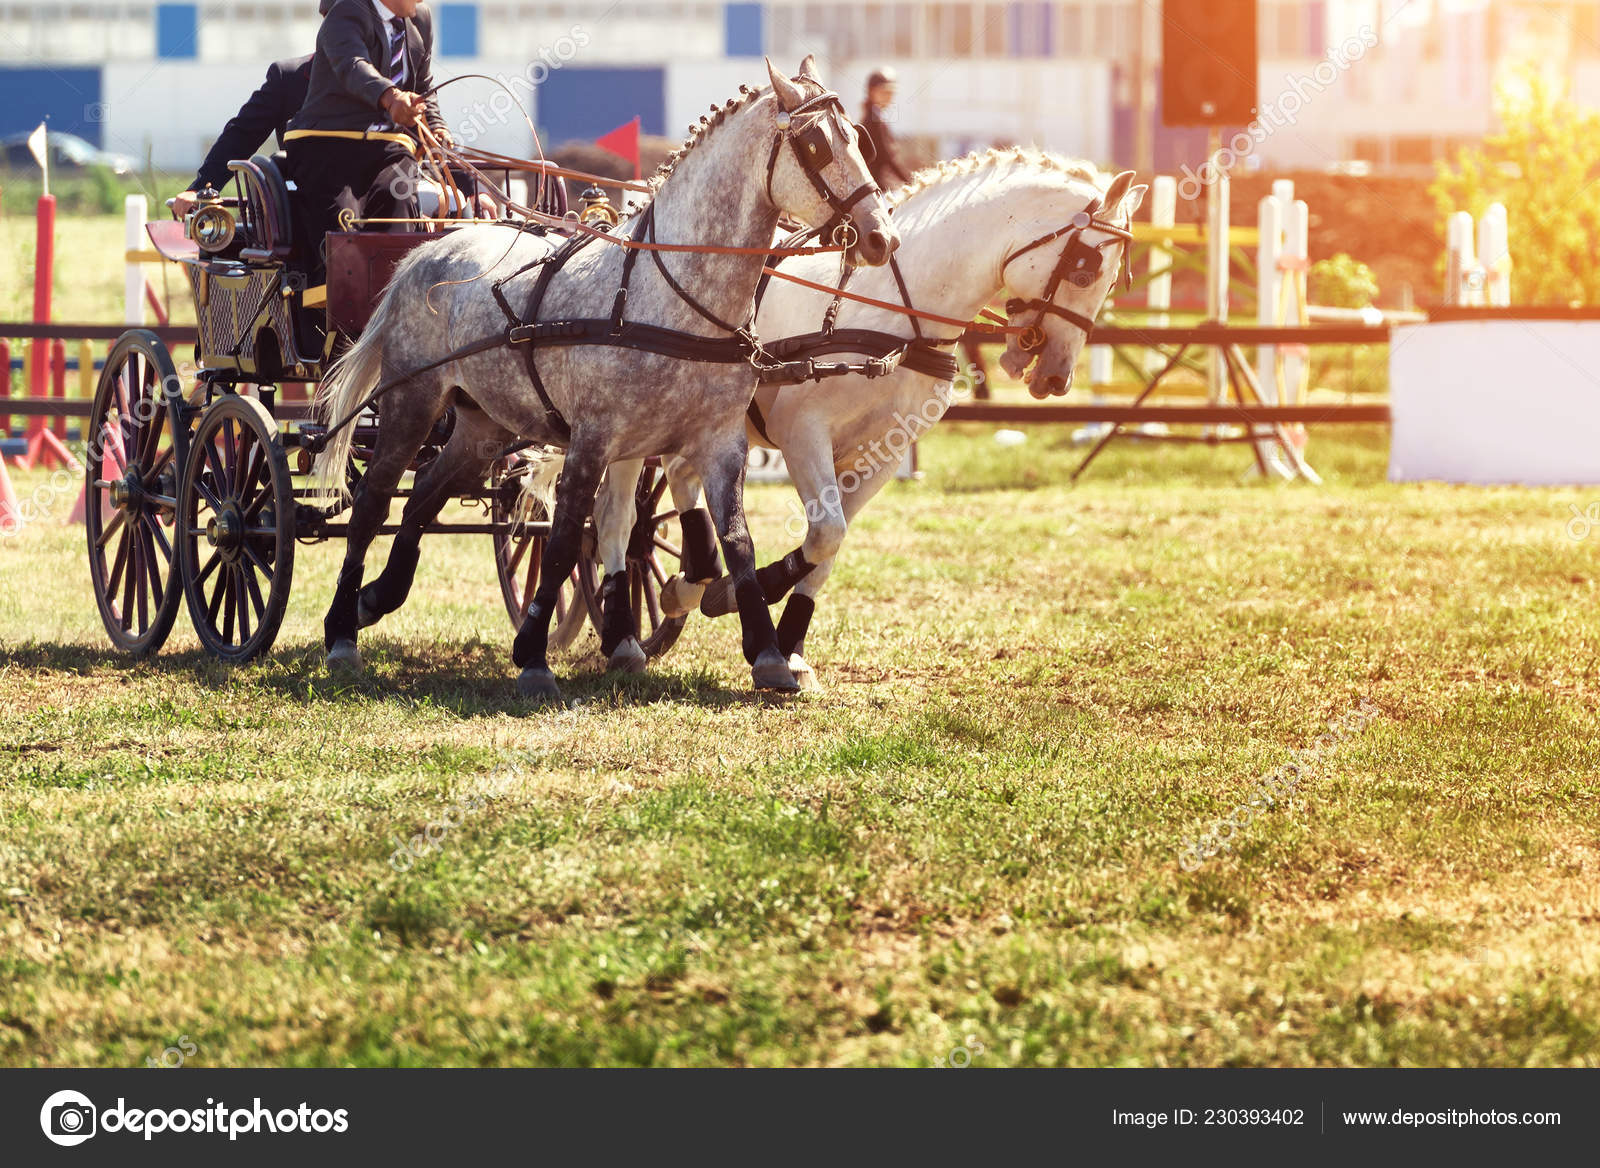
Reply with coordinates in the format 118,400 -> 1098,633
1389,320 -> 1600,484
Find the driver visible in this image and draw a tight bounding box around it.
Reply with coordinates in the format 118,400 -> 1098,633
285,0 -> 450,277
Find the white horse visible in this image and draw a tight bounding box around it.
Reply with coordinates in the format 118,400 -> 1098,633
590,150 -> 1146,686
313,58 -> 897,701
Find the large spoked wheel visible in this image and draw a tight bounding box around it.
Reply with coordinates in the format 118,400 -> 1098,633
177,394 -> 295,663
576,462 -> 687,659
85,330 -> 191,656
490,456 -> 587,651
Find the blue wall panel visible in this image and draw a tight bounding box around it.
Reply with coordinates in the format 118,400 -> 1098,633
439,3 -> 479,57
0,68 -> 105,145
156,3 -> 198,59
537,67 -> 665,145
724,3 -> 764,57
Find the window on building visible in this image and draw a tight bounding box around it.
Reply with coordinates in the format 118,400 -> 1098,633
929,3 -> 976,56
1057,2 -> 1083,57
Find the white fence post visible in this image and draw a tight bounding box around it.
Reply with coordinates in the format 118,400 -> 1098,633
1446,210 -> 1482,306
1146,175 -> 1176,376
1206,166 -> 1230,402
124,195 -> 147,327
1283,197 -> 1309,404
1479,202 -> 1510,306
1256,193 -> 1282,400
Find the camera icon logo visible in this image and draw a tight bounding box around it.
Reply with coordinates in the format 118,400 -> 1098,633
39,1090 -> 97,1147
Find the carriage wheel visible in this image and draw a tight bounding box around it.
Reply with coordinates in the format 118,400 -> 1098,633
576,462 -> 687,659
84,330 -> 191,656
177,395 -> 295,663
490,458 -> 587,651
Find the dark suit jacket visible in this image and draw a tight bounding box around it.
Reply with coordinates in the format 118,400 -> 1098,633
861,105 -> 911,190
289,0 -> 444,135
190,55 -> 312,192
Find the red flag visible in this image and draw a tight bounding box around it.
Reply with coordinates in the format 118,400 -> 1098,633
595,116 -> 641,180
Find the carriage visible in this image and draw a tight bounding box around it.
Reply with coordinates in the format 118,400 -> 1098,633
85,151 -> 687,663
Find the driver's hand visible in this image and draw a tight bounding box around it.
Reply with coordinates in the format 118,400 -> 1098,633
172,190 -> 198,218
434,126 -> 455,149
382,87 -> 426,128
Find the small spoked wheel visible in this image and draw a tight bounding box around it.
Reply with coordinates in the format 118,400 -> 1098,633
177,394 -> 295,662
490,455 -> 587,651
577,462 -> 686,659
85,330 -> 191,656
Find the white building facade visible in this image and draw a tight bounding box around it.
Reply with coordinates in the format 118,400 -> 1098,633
0,0 -> 1593,176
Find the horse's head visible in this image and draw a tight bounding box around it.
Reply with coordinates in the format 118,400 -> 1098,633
997,169 -> 1146,398
762,56 -> 899,268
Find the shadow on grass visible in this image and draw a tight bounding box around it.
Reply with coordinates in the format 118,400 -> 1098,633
0,638 -> 780,717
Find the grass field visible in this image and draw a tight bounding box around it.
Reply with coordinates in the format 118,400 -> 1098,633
2,424 -> 1598,1067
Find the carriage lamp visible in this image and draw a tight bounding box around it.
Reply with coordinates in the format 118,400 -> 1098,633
580,185 -> 620,228
187,188 -> 238,254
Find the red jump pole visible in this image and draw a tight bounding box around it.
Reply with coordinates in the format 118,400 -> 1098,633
26,194 -> 55,458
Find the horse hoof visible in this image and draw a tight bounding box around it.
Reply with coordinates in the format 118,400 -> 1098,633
752,648 -> 799,692
699,577 -> 737,618
789,654 -> 822,692
607,637 -> 648,674
326,640 -> 363,673
660,575 -> 706,619
517,667 -> 562,703
355,593 -> 381,630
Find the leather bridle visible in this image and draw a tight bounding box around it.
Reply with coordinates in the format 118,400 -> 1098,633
764,89 -> 882,250
1001,196 -> 1134,348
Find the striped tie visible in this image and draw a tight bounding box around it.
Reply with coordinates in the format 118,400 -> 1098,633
388,17 -> 406,87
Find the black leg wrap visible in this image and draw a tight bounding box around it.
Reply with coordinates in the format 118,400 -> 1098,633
678,507 -> 723,584
754,547 -> 816,606
776,594 -> 815,660
360,537 -> 421,619
735,577 -> 774,665
512,600 -> 549,670
324,564 -> 363,650
599,570 -> 635,656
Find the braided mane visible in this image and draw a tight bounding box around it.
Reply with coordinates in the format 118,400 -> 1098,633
643,73 -> 820,195
887,147 -> 1109,208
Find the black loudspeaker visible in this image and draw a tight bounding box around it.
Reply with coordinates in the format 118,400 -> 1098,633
1161,0 -> 1258,125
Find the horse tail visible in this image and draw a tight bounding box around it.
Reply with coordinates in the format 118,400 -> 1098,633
513,447 -> 564,521
311,296 -> 393,500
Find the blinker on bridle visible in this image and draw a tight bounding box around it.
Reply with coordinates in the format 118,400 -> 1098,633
766,90 -> 881,249
1002,197 -> 1135,350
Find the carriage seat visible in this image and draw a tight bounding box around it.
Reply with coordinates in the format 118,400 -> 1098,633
230,152 -> 300,265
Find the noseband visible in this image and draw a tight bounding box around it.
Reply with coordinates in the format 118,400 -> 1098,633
1001,197 -> 1134,348
764,89 -> 882,248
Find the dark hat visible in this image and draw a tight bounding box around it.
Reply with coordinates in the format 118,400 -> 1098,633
319,0 -> 336,14
866,66 -> 898,88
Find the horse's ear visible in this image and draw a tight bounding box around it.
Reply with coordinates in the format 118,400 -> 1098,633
1121,183 -> 1148,218
1102,169 -> 1135,210
766,58 -> 806,111
798,54 -> 823,83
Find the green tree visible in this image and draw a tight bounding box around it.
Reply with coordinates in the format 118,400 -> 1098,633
1309,254 -> 1379,309
1431,70 -> 1600,305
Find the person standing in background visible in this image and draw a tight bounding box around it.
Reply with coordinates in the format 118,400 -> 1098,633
860,66 -> 912,191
